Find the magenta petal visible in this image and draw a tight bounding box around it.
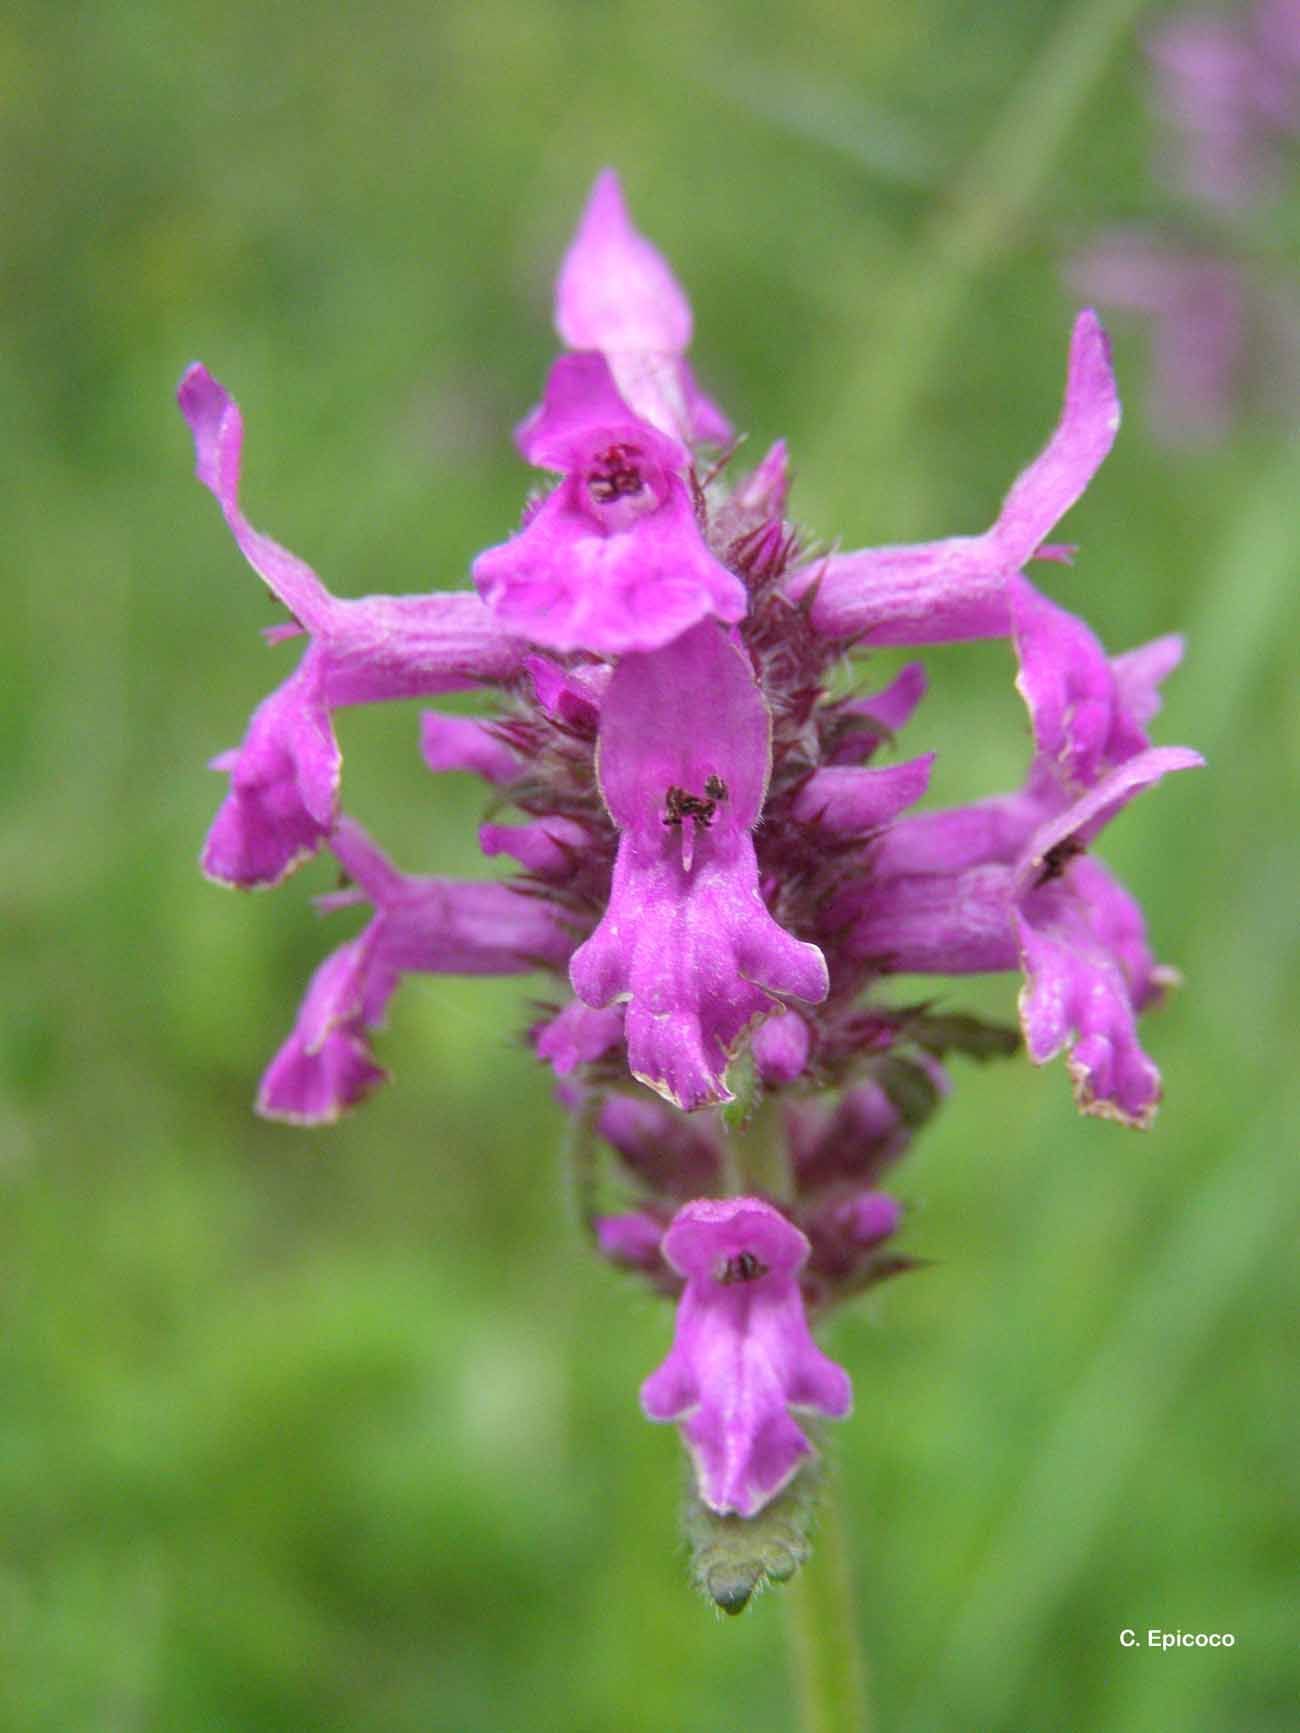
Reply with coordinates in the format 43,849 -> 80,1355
793,753 -> 934,836
594,620 -> 770,828
533,1000 -> 624,1076
478,816 -> 588,880
792,537 -> 1015,647
641,1198 -> 851,1517
833,864 -> 1020,975
570,624 -> 827,1108
572,833 -> 826,1108
1010,576 -> 1153,791
182,365 -> 527,886
991,311 -> 1121,566
1015,860 -> 1165,1127
525,654 -> 610,726
868,787 -> 1044,879
329,818 -> 574,978
201,649 -> 339,889
421,714 -> 520,786
551,173 -> 729,443
517,351 -> 686,474
836,1191 -> 904,1247
485,352 -> 742,652
178,364 -> 337,631
1110,634 -> 1185,733
256,934 -> 387,1123
1012,747 -> 1205,886
1011,750 -> 1203,1126
556,170 -> 693,356
751,1010 -> 812,1085
730,439 -> 790,522
318,591 -> 526,706
474,473 -> 746,656
825,664 -> 929,767
790,313 -> 1120,646
257,1023 -> 388,1124
855,661 -> 928,733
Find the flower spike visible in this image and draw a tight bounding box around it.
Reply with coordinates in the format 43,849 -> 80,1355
183,178 -> 1202,1591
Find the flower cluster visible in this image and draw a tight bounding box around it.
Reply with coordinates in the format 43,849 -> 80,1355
1068,0 -> 1300,442
182,172 -> 1200,1601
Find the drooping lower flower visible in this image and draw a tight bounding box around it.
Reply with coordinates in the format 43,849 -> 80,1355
640,1198 -> 852,1518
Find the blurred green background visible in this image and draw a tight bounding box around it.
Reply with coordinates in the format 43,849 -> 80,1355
2,1 -> 1297,1728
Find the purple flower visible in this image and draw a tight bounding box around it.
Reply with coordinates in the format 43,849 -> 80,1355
1010,751 -> 1202,1125
640,1198 -> 852,1517
786,312 -> 1120,647
1147,1 -> 1300,211
258,818 -> 572,1122
184,172 -> 1203,1587
830,570 -> 1203,1124
533,1001 -> 625,1077
420,713 -> 522,786
179,365 -> 524,887
751,1010 -> 813,1085
474,352 -> 745,654
569,620 -> 828,1109
553,168 -> 731,446
840,750 -> 1203,1129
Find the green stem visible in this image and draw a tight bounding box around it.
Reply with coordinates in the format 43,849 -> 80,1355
728,1093 -> 792,1201
810,0 -> 1159,524
786,1469 -> 869,1733
563,1089 -> 602,1242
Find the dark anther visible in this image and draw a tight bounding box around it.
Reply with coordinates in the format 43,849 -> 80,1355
663,783 -> 720,829
587,442 -> 646,504
1034,833 -> 1086,888
717,1250 -> 767,1285
704,774 -> 728,802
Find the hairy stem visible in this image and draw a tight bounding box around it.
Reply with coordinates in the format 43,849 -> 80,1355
727,1092 -> 793,1200
786,1468 -> 869,1732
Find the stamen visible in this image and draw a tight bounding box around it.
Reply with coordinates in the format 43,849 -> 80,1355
1033,833 -> 1086,888
716,1250 -> 767,1285
587,442 -> 646,505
